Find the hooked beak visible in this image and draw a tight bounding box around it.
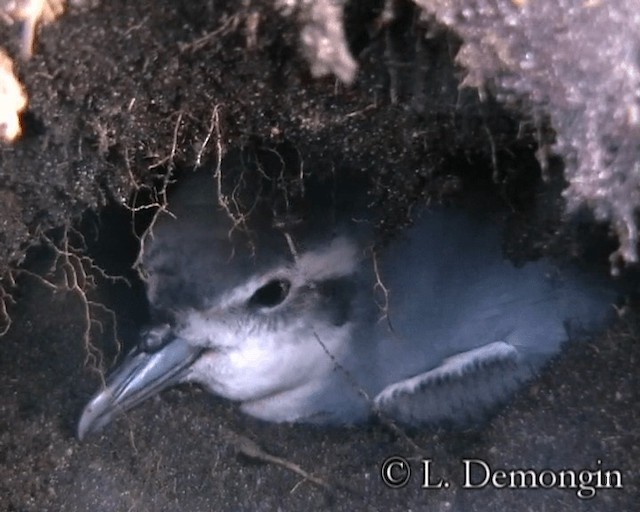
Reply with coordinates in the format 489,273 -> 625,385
77,337 -> 203,440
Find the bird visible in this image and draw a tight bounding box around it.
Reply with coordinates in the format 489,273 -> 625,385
77,158 -> 616,440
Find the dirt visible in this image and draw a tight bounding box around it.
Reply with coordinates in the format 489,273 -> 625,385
0,239 -> 638,511
0,0 -> 639,510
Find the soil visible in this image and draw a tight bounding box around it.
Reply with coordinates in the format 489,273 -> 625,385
0,1 -> 639,510
0,241 -> 638,511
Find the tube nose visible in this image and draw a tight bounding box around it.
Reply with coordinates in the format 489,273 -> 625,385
77,336 -> 203,440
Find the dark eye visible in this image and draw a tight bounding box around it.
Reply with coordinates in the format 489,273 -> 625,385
248,279 -> 291,309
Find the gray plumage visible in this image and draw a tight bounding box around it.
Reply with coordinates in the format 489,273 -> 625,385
78,167 -> 615,438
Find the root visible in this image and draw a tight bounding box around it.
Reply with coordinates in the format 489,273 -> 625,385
126,127 -> 177,279
7,226 -> 127,383
49,227 -> 124,378
0,271 -> 17,336
219,425 -> 358,495
207,106 -> 263,259
313,332 -> 423,455
178,12 -> 243,53
371,247 -> 394,334
0,221 -> 125,385
129,168 -> 175,279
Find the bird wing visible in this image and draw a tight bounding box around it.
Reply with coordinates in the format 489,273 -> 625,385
373,341 -> 536,427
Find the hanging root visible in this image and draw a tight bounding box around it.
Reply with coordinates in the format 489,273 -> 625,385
8,226 -> 128,383
312,332 -> 423,455
371,247 -> 394,335
0,271 -> 17,337
125,111 -> 183,280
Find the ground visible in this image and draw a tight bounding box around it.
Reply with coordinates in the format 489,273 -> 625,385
0,0 -> 639,510
0,248 -> 637,510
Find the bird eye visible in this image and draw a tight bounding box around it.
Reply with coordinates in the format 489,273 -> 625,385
248,279 -> 291,309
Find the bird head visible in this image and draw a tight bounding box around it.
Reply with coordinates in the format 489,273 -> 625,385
77,203 -> 369,439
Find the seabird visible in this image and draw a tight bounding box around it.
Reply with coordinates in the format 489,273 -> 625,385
77,163 -> 615,439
